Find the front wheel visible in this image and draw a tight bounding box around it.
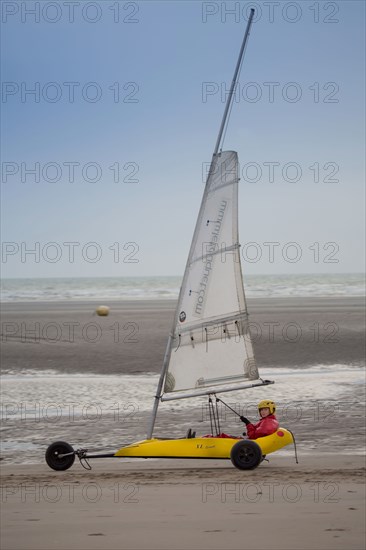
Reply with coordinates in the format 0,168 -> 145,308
45,441 -> 75,471
230,440 -> 262,470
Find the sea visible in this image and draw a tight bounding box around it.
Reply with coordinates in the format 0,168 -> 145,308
1,273 -> 365,302
1,273 -> 365,463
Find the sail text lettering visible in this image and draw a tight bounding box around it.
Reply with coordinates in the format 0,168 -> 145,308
194,200 -> 227,316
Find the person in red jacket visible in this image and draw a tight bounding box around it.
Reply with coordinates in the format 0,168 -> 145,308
240,400 -> 279,440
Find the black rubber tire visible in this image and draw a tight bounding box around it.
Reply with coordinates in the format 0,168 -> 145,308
230,440 -> 262,470
45,441 -> 75,471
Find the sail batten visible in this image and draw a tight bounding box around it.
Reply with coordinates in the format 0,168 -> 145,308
161,380 -> 273,402
172,311 -> 249,335
190,243 -> 240,266
207,180 -> 238,194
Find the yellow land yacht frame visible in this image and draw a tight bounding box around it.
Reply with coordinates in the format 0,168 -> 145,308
45,427 -> 296,472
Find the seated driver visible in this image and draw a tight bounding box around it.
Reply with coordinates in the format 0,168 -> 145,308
240,400 -> 279,439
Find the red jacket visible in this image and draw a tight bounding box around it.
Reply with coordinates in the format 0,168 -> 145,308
246,414 -> 279,440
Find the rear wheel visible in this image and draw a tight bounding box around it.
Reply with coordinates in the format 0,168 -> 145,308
45,441 -> 75,471
230,440 -> 262,470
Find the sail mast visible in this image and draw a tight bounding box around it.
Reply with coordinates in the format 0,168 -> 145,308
147,9 -> 256,440
213,8 -> 255,157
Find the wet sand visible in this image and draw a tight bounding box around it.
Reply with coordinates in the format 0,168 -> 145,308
1,455 -> 365,550
1,296 -> 365,375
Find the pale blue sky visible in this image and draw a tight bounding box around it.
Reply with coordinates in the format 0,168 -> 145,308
1,0 -> 365,277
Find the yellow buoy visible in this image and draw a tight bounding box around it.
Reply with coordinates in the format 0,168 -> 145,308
96,305 -> 110,316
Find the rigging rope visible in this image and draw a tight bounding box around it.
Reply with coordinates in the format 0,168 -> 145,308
215,396 -> 221,434
208,397 -> 214,435
288,429 -> 299,464
216,396 -> 241,418
208,397 -> 219,436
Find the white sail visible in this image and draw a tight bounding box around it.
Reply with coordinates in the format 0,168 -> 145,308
161,151 -> 258,400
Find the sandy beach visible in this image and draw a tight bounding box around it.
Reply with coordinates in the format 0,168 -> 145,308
1,456 -> 365,550
1,297 -> 365,549
1,296 -> 365,375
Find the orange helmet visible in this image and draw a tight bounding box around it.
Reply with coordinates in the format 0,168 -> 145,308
258,400 -> 276,415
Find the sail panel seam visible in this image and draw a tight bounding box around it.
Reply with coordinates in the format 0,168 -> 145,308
175,311 -> 249,335
190,243 -> 240,266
